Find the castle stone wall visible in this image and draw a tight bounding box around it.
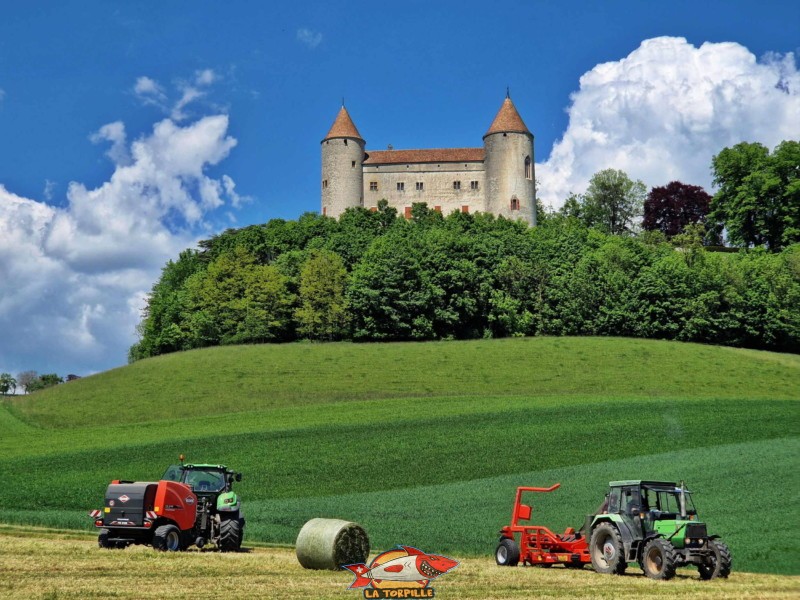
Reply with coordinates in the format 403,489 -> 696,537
362,161 -> 485,216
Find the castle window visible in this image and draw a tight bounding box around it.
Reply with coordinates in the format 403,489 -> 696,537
525,156 -> 532,180
416,182 -> 424,191
323,179 -> 328,189
370,181 -> 378,192
351,161 -> 356,168
470,181 -> 479,190
510,197 -> 520,211
453,181 -> 461,190
397,182 -> 405,191
344,139 -> 348,146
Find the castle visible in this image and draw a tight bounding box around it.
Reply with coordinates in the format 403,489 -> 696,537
321,94 -> 536,226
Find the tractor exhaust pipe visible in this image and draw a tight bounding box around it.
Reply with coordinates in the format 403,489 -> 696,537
679,480 -> 687,519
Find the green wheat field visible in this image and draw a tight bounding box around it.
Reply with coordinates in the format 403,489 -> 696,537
1,337 -> 798,584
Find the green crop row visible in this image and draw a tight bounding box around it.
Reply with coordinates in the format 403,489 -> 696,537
2,397 -> 794,507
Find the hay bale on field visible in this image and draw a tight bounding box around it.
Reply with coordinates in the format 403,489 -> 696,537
295,518 -> 370,570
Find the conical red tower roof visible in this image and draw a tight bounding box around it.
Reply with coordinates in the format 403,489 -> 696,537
323,105 -> 364,142
484,96 -> 530,138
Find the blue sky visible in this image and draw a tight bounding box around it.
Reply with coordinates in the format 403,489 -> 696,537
1,1 -> 799,378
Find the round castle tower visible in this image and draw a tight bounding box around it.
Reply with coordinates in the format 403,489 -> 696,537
483,95 -> 536,226
321,105 -> 365,218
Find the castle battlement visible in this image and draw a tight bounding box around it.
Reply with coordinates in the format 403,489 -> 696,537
321,96 -> 536,225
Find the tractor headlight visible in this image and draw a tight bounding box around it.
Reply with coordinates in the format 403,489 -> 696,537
224,497 -> 234,504
686,538 -> 692,545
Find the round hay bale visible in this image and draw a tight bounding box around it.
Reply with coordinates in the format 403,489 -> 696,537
295,518 -> 370,570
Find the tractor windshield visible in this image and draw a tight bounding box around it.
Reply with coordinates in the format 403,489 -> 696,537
641,485 -> 697,516
160,465 -> 226,493
183,469 -> 226,493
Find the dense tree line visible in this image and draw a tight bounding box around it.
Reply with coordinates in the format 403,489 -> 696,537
129,201 -> 800,360
129,141 -> 799,359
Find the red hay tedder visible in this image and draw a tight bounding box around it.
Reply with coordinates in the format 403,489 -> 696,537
495,483 -> 591,568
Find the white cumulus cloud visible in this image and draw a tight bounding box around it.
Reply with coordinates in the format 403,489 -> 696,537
0,111 -> 242,377
536,37 -> 800,208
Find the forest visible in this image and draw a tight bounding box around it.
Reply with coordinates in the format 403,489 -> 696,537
129,210 -> 799,360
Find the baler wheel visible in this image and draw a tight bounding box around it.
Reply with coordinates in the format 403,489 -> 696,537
590,523 -> 627,575
642,538 -> 677,580
153,524 -> 182,552
98,529 -> 112,549
219,517 -> 242,552
698,539 -> 732,580
495,538 -> 520,566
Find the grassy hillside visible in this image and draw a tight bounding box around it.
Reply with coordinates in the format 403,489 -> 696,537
1,337 -> 798,575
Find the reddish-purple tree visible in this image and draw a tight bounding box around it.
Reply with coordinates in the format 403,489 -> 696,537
643,181 -> 712,238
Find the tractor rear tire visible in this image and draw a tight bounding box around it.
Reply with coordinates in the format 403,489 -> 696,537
98,529 -> 113,549
495,538 -> 520,566
219,517 -> 242,552
698,539 -> 732,580
590,523 -> 627,575
642,538 -> 677,580
153,524 -> 182,552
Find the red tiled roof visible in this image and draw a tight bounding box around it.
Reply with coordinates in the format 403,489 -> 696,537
364,147 -> 485,165
484,97 -> 530,137
323,106 -> 364,141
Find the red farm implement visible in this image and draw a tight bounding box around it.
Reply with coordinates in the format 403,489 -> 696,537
495,483 -> 591,568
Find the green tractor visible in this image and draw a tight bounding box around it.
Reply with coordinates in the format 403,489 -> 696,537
160,462 -> 245,551
586,480 -> 731,580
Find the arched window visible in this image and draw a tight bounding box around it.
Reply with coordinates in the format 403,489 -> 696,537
524,156 -> 532,180
510,197 -> 520,211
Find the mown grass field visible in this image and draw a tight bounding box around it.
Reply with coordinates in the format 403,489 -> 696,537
1,530 -> 798,599
1,337 -> 798,580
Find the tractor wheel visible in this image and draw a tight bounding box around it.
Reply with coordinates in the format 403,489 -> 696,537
495,538 -> 520,566
642,538 -> 677,580
153,524 -> 182,552
219,517 -> 242,552
590,523 -> 627,575
698,539 -> 732,580
98,528 -> 113,549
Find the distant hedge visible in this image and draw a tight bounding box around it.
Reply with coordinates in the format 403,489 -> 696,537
129,205 -> 800,361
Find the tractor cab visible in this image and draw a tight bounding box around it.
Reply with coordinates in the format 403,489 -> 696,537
161,464 -> 242,503
602,480 -> 702,543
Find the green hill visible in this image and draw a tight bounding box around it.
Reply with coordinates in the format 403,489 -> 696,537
1,337 -> 798,575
